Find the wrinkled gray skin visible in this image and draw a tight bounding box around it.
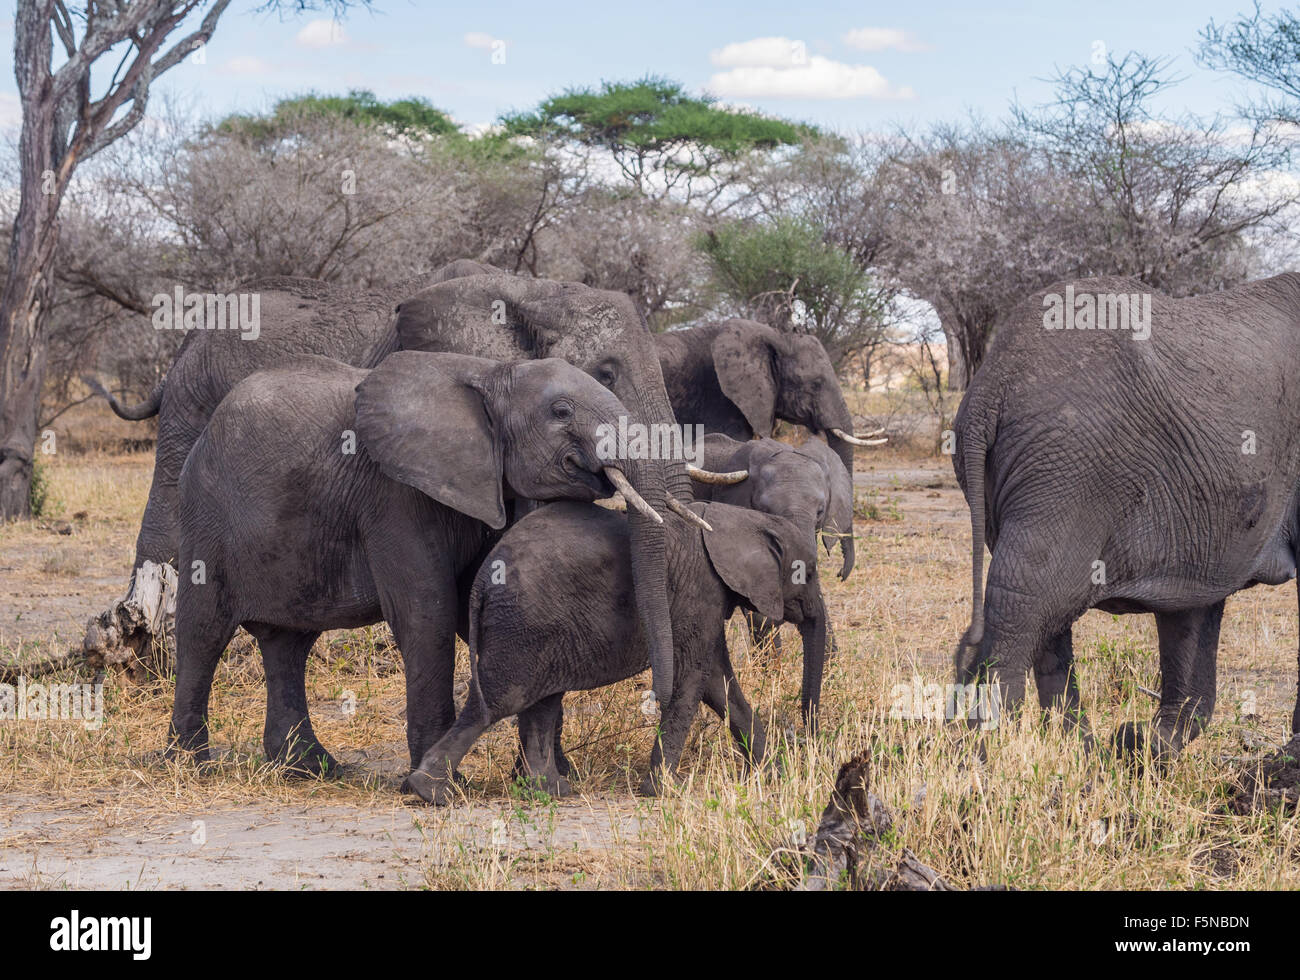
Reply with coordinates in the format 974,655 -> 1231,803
95,260 -> 499,574
954,273 -> 1300,759
169,352 -> 658,775
694,432 -> 851,725
93,259 -> 688,705
402,500 -> 822,805
656,318 -> 861,577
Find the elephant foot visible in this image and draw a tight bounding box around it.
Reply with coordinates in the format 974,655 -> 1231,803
637,768 -> 676,797
162,731 -> 210,766
401,768 -> 454,805
270,739 -> 341,779
516,770 -> 573,800
1111,721 -> 1184,768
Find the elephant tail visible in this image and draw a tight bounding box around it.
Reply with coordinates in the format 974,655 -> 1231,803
959,416 -> 989,652
82,375 -> 163,421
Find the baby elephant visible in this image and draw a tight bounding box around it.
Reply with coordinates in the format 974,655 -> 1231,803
402,500 -> 821,805
693,433 -> 853,723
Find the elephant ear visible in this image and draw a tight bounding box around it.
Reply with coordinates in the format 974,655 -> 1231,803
700,502 -> 786,621
799,440 -> 853,551
354,351 -> 507,529
711,322 -> 777,438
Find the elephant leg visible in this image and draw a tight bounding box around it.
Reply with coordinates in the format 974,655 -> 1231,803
1116,602 -> 1223,761
958,530 -> 1083,731
1293,574 -> 1300,737
1034,627 -> 1092,743
641,667 -> 707,796
701,648 -> 766,767
404,691 -> 495,806
515,693 -> 573,798
248,625 -> 334,776
513,699 -> 572,780
376,557 -> 460,768
167,590 -> 237,762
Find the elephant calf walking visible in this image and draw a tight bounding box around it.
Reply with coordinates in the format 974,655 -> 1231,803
402,501 -> 824,804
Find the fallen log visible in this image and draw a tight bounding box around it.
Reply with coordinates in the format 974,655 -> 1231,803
81,559 -> 177,681
797,751 -> 952,891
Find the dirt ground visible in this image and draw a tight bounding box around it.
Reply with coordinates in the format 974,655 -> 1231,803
3,433 -> 1300,890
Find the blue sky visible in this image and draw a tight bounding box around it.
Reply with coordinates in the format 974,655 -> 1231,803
0,0 -> 1290,134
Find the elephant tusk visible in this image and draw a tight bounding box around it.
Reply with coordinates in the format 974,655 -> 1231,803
594,494 -> 627,512
858,426 -> 886,438
667,496 -> 713,532
603,468 -> 663,524
830,427 -> 887,447
687,464 -> 749,485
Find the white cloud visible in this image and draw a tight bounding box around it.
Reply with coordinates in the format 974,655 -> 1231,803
843,27 -> 930,53
464,31 -> 502,50
296,19 -> 348,49
708,55 -> 914,101
710,36 -> 807,68
221,55 -> 272,76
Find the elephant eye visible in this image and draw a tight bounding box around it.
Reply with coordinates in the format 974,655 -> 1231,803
551,399 -> 574,421
596,362 -> 618,388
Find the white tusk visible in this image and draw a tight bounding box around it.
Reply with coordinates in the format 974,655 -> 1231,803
858,426 -> 886,438
687,464 -> 749,485
831,427 -> 887,447
603,468 -> 663,524
594,494 -> 627,512
667,496 -> 712,532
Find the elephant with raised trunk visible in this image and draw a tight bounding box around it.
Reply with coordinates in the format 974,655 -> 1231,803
402,499 -> 822,805
655,318 -> 883,578
953,273 -> 1300,759
168,352 -> 662,776
88,261 -> 732,706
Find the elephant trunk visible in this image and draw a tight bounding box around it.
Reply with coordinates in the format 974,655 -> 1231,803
824,422 -> 857,579
623,385 -> 689,707
798,604 -> 828,732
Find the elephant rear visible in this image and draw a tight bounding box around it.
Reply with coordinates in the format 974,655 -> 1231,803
468,503 -> 645,718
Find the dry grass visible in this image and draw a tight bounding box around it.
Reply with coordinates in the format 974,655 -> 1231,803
2,446 -> 1299,890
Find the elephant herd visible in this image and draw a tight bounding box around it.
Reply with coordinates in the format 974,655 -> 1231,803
88,259 -> 876,799
88,260 -> 1300,802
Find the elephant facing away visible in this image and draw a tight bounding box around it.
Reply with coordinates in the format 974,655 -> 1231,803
402,500 -> 822,805
954,273 -> 1300,758
655,318 -> 883,577
169,352 -> 663,778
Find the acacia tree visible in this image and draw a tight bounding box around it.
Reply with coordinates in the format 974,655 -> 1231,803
501,76 -> 807,215
0,0 -> 362,519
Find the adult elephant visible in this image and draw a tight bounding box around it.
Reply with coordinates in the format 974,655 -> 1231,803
169,352 -> 664,775
655,318 -> 883,577
87,260 -> 720,706
953,273 -> 1300,759
82,260 -> 501,666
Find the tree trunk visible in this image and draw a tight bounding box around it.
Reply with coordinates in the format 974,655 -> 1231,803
0,90 -> 63,519
939,312 -> 969,393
